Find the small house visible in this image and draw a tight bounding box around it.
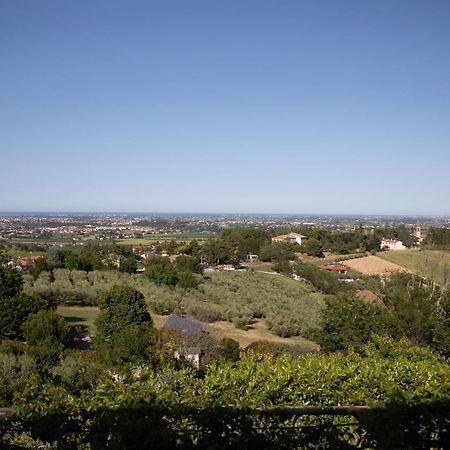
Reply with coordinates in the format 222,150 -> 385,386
243,253 -> 259,263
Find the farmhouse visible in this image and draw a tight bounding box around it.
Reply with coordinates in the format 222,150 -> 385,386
163,314 -> 204,333
163,315 -> 204,368
272,232 -> 308,245
380,238 -> 406,251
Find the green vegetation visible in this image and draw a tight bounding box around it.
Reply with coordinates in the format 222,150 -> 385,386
318,273 -> 450,356
0,294 -> 49,339
116,236 -> 211,245
293,260 -> 354,295
95,285 -> 154,364
426,227 -> 450,249
57,305 -> 99,334
24,269 -> 325,339
1,337 -> 448,448
377,250 -> 450,286
145,255 -> 201,289
3,249 -> 46,258
2,234 -> 450,448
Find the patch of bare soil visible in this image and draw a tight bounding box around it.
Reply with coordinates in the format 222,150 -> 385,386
342,255 -> 411,275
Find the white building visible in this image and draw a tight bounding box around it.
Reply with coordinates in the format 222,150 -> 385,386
380,238 -> 406,251
414,225 -> 426,244
272,232 -> 308,246
243,253 -> 259,263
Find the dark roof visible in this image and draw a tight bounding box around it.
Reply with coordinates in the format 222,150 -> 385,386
163,314 -> 203,333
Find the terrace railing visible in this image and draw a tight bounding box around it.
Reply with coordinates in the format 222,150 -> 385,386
0,401 -> 448,449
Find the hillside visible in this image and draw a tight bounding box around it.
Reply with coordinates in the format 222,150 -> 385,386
377,250 -> 450,286
26,269 -> 324,343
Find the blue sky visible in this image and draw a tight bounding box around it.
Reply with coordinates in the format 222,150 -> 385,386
1,0 -> 449,214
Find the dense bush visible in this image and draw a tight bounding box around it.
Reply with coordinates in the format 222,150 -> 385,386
2,338 -> 448,449
318,275 -> 450,355
0,293 -> 49,339
217,338 -> 240,361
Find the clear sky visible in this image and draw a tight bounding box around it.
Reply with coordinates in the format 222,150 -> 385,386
1,0 -> 449,215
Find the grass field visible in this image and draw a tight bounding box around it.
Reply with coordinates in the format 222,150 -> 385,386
57,306 -> 99,334
377,250 -> 450,286
56,306 -> 318,351
342,255 -> 410,275
4,250 -> 46,258
116,236 -> 211,245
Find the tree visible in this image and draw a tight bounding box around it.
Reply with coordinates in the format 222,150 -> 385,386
175,255 -> 203,274
0,293 -> 49,339
47,246 -> 67,268
107,323 -> 155,365
145,256 -> 179,287
272,259 -> 292,274
0,252 -> 23,298
22,310 -> 71,373
177,271 -> 200,290
259,242 -> 294,262
95,285 -> 153,347
301,239 -> 324,258
217,338 -> 240,362
29,257 -> 53,280
22,310 -> 70,347
119,255 -> 138,274
318,296 -> 392,352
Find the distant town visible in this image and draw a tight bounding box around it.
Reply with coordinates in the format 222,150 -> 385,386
1,212 -> 449,243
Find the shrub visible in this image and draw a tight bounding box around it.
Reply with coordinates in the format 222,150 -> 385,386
217,338 -> 240,361
0,293 -> 49,339
22,310 -> 70,347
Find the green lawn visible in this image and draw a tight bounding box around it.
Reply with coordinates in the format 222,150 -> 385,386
377,250 -> 450,286
5,250 -> 46,258
57,306 -> 99,334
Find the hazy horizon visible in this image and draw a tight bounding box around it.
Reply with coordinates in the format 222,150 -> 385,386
1,210 -> 449,219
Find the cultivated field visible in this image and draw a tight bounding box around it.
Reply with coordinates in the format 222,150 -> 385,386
341,255 -> 410,275
57,306 -> 318,352
377,250 -> 450,286
116,235 -> 211,245
30,269 -> 324,341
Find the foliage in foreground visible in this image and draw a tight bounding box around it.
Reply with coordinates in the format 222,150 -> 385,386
0,337 -> 448,449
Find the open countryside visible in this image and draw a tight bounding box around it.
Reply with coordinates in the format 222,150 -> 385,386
57,305 -> 319,351
341,254 -> 411,275
377,250 -> 450,287
2,1 -> 450,445
3,214 -> 450,449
